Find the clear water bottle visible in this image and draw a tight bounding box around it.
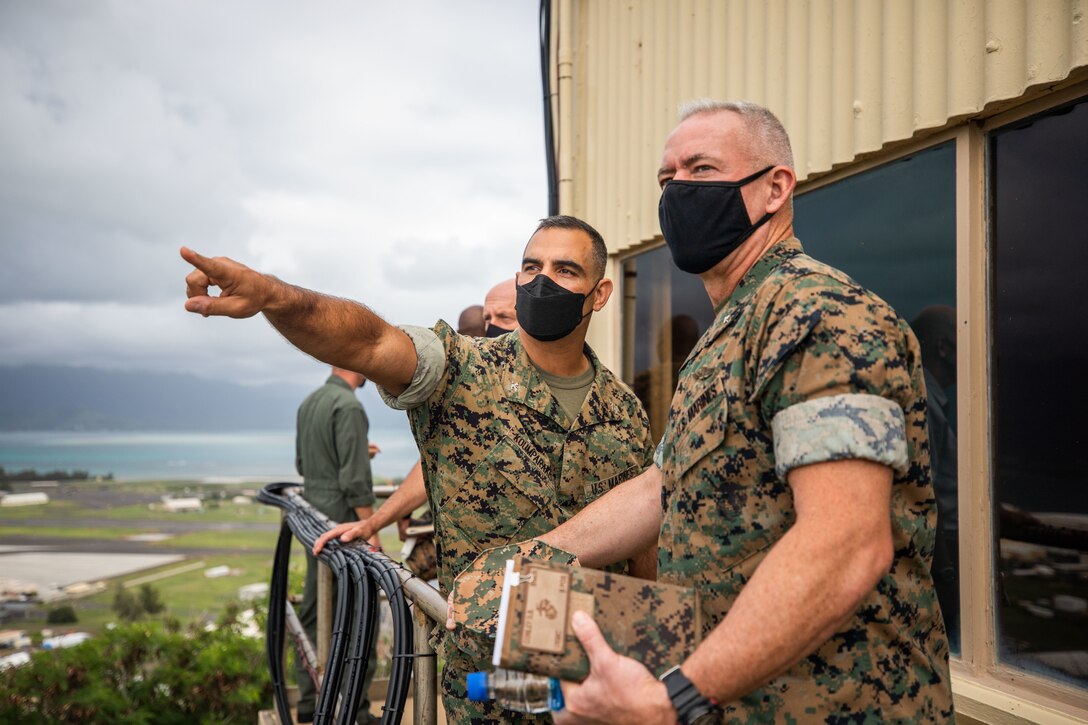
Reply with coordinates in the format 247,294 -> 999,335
465,667 -> 565,713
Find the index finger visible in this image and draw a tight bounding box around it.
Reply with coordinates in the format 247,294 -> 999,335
180,246 -> 220,276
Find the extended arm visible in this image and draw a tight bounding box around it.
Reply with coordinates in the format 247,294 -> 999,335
557,458 -> 895,724
537,464 -> 663,568
313,460 -> 428,554
181,247 -> 416,394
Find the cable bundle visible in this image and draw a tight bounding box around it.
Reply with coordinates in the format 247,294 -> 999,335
258,482 -> 418,725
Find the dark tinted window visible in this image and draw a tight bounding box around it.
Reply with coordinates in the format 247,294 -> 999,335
795,143 -> 960,651
795,143 -> 956,320
990,97 -> 1088,689
621,245 -> 714,443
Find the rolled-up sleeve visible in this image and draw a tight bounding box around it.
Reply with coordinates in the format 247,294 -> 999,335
376,325 -> 447,410
772,393 -> 908,480
753,273 -> 917,482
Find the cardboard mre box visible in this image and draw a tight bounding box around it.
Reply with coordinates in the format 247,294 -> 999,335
492,557 -> 701,681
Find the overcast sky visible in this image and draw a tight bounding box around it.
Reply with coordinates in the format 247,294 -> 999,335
0,1 -> 547,389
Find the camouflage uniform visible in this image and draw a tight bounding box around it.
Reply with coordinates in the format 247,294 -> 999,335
657,238 -> 954,722
381,321 -> 653,724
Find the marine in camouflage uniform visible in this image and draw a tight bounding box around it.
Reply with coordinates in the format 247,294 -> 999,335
656,237 -> 954,722
178,216 -> 654,723
380,320 -> 653,724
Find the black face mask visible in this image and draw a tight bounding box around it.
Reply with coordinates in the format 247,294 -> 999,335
484,323 -> 512,338
515,274 -> 599,342
658,165 -> 775,274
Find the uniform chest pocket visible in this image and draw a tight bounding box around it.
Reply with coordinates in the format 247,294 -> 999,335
665,374 -> 728,482
435,437 -> 557,549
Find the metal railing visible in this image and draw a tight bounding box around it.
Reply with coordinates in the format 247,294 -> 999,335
258,483 -> 446,725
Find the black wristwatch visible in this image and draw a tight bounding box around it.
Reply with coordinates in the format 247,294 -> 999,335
660,665 -> 723,725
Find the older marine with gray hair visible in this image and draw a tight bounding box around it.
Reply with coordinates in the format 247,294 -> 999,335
541,100 -> 954,724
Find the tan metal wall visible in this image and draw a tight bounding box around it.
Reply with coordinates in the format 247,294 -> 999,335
556,0 -> 1088,255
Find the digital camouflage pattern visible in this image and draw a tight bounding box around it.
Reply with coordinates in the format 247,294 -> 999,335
657,238 -> 954,722
398,322 -> 653,724
452,540 -> 579,666
497,558 -> 700,681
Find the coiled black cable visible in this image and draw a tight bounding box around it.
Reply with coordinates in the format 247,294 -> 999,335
265,519 -> 296,725
287,509 -> 377,725
338,554 -> 378,725
260,483 -> 418,725
314,547 -> 354,725
288,497 -> 414,725
284,513 -> 354,725
354,548 -> 413,725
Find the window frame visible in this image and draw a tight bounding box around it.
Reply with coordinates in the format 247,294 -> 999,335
957,80 -> 1088,720
800,82 -> 1088,720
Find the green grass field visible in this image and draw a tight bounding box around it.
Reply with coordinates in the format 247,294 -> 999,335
1,480 -> 407,639
37,551 -> 293,636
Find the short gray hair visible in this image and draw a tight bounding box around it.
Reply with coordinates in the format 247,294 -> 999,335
679,99 -> 794,169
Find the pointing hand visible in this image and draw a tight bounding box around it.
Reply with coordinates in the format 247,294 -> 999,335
181,246 -> 272,319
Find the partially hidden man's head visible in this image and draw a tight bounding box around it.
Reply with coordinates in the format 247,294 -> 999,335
332,366 -> 366,389
657,100 -> 797,275
457,304 -> 486,336
482,280 -> 518,336
515,215 -> 613,343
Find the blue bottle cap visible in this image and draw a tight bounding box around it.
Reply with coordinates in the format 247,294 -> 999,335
549,677 -> 565,711
465,671 -> 489,702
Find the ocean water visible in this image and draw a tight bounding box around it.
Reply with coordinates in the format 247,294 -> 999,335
0,429 -> 420,482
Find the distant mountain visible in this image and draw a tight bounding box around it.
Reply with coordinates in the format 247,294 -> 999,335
0,365 -> 410,433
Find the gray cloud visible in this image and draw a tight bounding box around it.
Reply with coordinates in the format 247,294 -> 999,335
0,0 -> 546,388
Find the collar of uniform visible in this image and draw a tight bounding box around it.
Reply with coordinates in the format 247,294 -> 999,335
326,374 -> 353,392
716,236 -> 805,316
501,333 -> 625,428
680,237 -> 805,375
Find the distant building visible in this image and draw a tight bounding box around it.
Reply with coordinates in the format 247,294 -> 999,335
161,496 -> 202,513
238,582 -> 269,602
0,579 -> 40,601
0,492 -> 49,507
204,565 -> 231,579
40,632 -> 91,650
62,582 -> 105,598
0,630 -> 31,649
0,651 -> 31,671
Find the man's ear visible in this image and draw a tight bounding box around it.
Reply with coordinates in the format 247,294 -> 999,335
766,166 -> 796,214
592,278 -> 613,312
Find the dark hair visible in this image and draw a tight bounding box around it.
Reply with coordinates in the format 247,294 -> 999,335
533,215 -> 608,278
